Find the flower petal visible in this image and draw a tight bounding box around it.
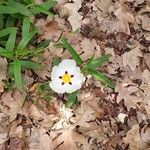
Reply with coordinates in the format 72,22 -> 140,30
59,59 -> 76,68
49,81 -> 65,94
51,66 -> 60,80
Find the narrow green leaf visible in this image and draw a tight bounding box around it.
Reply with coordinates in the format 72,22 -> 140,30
16,48 -> 44,57
0,47 -> 14,59
0,27 -> 17,37
85,54 -> 110,69
37,40 -> 50,49
87,68 -> 115,89
6,28 -> 17,50
39,0 -> 58,10
20,60 -> 42,70
17,30 -> 37,50
7,1 -> 31,16
31,5 -> 53,16
13,60 -> 22,90
22,17 -> 30,38
30,0 -> 57,15
0,5 -> 18,14
65,91 -> 77,108
61,37 -> 83,65
8,62 -> 14,78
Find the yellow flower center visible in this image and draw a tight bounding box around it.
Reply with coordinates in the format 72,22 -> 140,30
62,74 -> 72,83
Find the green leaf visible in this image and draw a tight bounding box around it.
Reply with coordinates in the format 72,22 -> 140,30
39,0 -> 57,10
17,29 -> 37,50
87,68 -> 115,89
31,5 -> 53,16
30,0 -> 57,15
0,47 -> 14,59
16,47 -> 44,57
22,17 -> 30,38
13,60 -> 22,90
7,1 -> 31,16
85,54 -> 110,69
61,37 -> 83,65
65,91 -> 77,108
0,5 -> 19,14
52,55 -> 60,66
8,62 -> 14,77
20,60 -> 42,70
0,27 -> 17,37
37,40 -> 50,49
6,27 -> 17,50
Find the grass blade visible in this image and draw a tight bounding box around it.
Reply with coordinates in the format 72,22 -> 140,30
61,37 -> 83,65
22,17 -> 30,38
0,47 -> 14,59
85,54 -> 110,69
0,5 -> 18,14
7,1 -> 31,16
20,60 -> 42,70
40,0 -> 58,10
31,0 -> 57,15
0,27 -> 17,37
13,60 -> 22,90
87,68 -> 115,89
31,5 -> 54,16
65,91 -> 77,108
6,28 -> 17,50
17,30 -> 37,50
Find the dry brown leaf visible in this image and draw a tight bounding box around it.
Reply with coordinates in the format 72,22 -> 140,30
114,3 -> 134,35
63,0 -> 82,31
115,79 -> 142,110
0,143 -> 6,150
0,57 -> 7,93
123,124 -> 150,150
71,101 -> 95,128
141,15 -> 150,31
28,104 -> 43,121
123,45 -> 142,71
52,127 -> 90,150
0,90 -> 25,122
144,53 -> 150,70
29,127 -> 53,150
35,16 -> 63,42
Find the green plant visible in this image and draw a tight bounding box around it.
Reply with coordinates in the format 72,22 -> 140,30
0,0 -> 57,91
59,37 -> 115,107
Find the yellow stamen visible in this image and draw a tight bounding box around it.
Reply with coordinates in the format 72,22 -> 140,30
62,74 -> 72,83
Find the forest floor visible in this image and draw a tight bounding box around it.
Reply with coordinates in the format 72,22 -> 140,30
0,0 -> 150,150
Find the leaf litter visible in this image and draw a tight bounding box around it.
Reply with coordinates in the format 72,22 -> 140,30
0,0 -> 150,150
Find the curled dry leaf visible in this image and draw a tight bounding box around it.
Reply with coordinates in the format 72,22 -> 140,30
0,57 -> 7,93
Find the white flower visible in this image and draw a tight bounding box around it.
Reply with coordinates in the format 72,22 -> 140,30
49,59 -> 85,94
